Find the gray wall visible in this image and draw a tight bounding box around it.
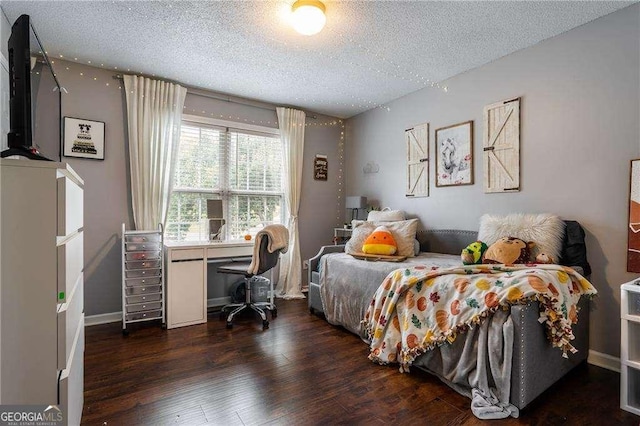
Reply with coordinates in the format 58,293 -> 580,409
345,4 -> 640,358
55,62 -> 342,315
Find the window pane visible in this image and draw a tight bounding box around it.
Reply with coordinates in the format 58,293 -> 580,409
166,192 -> 220,241
228,194 -> 282,239
174,125 -> 222,190
166,122 -> 284,242
228,131 -> 282,192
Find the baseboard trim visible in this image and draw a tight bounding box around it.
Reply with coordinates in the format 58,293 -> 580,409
86,296 -> 262,325
208,296 -> 231,308
85,311 -> 122,326
588,350 -> 620,373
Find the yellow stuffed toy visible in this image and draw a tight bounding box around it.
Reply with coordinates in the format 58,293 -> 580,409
362,226 -> 397,255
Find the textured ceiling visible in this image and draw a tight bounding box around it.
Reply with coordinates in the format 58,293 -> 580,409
1,1 -> 634,118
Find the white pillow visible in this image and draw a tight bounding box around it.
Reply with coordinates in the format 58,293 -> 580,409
367,209 -> 405,222
477,213 -> 565,261
346,219 -> 419,258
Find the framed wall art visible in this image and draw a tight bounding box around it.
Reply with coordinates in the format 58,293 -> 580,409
63,117 -> 105,160
483,97 -> 520,193
314,154 -> 328,181
435,120 -> 473,187
628,159 -> 640,272
405,122 -> 429,197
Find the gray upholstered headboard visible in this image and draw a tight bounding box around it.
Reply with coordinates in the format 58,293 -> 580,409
416,221 -> 591,276
417,229 -> 477,255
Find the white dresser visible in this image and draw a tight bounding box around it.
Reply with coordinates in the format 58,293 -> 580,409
0,159 -> 84,425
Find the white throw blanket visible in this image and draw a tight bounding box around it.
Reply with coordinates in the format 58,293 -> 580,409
247,224 -> 289,274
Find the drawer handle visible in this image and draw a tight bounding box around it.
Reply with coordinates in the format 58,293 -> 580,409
142,262 -> 147,267
142,313 -> 147,317
141,279 -> 145,283
142,287 -> 146,291
142,305 -> 146,309
141,254 -> 146,259
142,271 -> 146,275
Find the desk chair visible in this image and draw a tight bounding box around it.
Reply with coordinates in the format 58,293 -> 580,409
218,224 -> 288,330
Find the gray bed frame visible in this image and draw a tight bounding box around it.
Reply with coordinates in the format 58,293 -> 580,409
307,229 -> 590,410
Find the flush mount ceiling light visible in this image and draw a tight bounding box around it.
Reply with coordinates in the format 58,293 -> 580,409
291,0 -> 326,36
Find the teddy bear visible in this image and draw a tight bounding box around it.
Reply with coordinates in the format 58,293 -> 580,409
482,236 -> 535,265
461,241 -> 488,265
535,252 -> 555,264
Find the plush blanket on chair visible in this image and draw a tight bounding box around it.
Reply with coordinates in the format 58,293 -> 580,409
363,264 -> 597,418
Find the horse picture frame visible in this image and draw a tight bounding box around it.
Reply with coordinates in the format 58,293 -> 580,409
628,159 -> 640,272
435,120 -> 474,187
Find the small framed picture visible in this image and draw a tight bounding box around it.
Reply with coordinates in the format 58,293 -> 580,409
435,120 -> 474,187
314,154 -> 328,181
63,117 -> 105,160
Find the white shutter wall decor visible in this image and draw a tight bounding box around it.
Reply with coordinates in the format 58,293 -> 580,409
405,122 -> 429,197
483,97 -> 521,193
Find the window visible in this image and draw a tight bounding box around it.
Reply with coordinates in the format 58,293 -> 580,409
166,117 -> 284,241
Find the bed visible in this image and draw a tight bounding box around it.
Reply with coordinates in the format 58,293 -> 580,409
308,223 -> 594,418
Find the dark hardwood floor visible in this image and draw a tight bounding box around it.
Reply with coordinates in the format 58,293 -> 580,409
83,299 -> 639,425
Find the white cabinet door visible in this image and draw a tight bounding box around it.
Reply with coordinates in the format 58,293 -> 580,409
167,258 -> 206,328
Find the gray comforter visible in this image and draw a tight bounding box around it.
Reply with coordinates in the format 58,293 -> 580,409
319,252 -> 519,419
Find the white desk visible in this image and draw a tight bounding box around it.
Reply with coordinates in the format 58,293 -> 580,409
164,240 -> 253,329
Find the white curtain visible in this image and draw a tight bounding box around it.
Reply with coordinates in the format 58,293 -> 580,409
276,107 -> 306,299
123,75 -> 187,230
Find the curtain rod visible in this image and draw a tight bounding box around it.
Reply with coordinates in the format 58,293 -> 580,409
112,74 -> 318,119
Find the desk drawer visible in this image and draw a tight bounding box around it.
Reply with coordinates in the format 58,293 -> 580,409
125,276 -> 161,287
126,259 -> 161,270
126,301 -> 162,313
125,268 -> 161,278
125,285 -> 162,296
125,251 -> 161,261
126,293 -> 161,304
207,245 -> 252,259
171,248 -> 205,261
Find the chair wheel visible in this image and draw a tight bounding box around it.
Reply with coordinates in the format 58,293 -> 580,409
226,322 -> 233,329
263,320 -> 269,329
161,323 -> 167,330
271,308 -> 277,318
122,329 -> 129,336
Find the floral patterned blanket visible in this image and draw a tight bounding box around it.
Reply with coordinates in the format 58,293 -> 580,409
363,264 -> 597,371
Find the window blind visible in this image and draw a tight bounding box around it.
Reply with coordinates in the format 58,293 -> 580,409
166,120 -> 283,241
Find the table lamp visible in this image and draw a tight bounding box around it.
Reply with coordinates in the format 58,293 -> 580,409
345,196 -> 367,223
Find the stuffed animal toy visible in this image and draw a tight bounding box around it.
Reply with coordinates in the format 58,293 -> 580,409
535,252 -> 555,264
482,236 -> 535,265
461,241 -> 488,265
362,226 -> 397,255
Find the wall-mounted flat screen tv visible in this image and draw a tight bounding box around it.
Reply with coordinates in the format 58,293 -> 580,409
1,14 -> 61,161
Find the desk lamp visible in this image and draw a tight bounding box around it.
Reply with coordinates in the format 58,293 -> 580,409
345,196 -> 367,224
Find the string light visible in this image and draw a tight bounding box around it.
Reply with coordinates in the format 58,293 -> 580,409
48,51 -> 410,114
336,121 -> 345,225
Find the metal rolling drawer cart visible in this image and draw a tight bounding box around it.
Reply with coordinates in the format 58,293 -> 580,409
121,223 -> 166,334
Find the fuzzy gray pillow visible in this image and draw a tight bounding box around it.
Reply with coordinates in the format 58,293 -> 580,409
477,213 -> 565,262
